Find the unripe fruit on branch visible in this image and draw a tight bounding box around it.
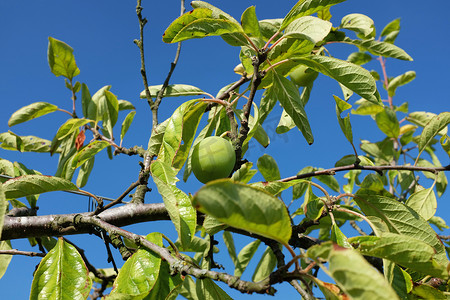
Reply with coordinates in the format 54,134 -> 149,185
290,65 -> 318,87
191,136 -> 236,184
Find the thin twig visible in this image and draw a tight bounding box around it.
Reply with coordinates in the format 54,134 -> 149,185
93,180 -> 140,215
0,249 -> 45,257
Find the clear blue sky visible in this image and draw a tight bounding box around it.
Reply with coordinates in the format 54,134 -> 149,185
1,0 -> 449,299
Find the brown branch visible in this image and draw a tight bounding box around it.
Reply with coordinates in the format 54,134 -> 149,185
93,180 -> 141,215
0,249 -> 45,257
279,163 -> 450,183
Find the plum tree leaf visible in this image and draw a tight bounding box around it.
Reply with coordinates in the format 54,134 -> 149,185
405,187 -> 437,221
257,154 -> 281,181
252,246 -> 277,282
284,16 -> 332,44
241,6 -> 262,38
55,119 -> 93,140
388,71 -> 416,97
280,0 -> 346,31
343,37 -> 413,61
0,241 -> 12,279
418,112 -> 450,156
120,110 -> 136,144
3,174 -> 78,199
162,8 -> 245,44
47,37 -> 80,80
111,233 -> 163,296
0,132 -> 53,153
192,180 -> 292,244
139,84 -> 207,99
375,107 -> 400,138
30,238 -> 92,300
340,13 -> 374,36
71,140 -> 110,169
8,102 -> 59,127
291,55 -> 380,104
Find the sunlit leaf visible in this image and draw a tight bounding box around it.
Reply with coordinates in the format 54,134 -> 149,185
284,16 -> 332,44
241,6 -> 261,38
55,119 -> 93,140
375,107 -> 400,138
406,187 -> 437,220
347,52 -> 372,65
111,233 -> 162,296
76,157 -> 95,188
235,240 -> 261,277
30,238 -> 92,300
291,55 -> 380,104
8,102 -> 59,127
343,37 -> 413,61
340,13 -> 374,36
0,132 -> 53,153
418,112 -> 450,155
120,110 -> 136,143
47,37 -> 80,80
280,0 -> 346,31
331,224 -> 351,248
0,241 -> 12,279
71,140 -> 110,169
3,174 -> 78,199
252,246 -> 277,282
139,84 -> 207,99
257,154 -> 281,181
193,180 -> 292,244
388,71 -> 415,97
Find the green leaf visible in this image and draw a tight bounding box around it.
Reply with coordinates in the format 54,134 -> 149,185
47,37 -> 80,80
195,278 -> 233,300
334,95 -> 353,144
162,8 -> 245,44
145,260 -> 182,300
192,180 -> 292,244
291,55 -> 380,104
340,13 -> 374,36
241,6 -> 261,38
387,71 -> 415,97
259,18 -> 282,40
102,90 -> 120,136
0,132 -> 53,153
276,109 -> 295,134
350,233 -> 448,279
152,175 -> 196,248
71,140 -> 110,169
30,238 -> 92,300
347,52 -> 372,65
140,84 -> 207,99
55,119 -> 93,140
351,98 -> 384,115
118,100 -> 135,111
280,0 -> 346,31
3,174 -> 78,199
252,246 -> 277,282
253,124 -> 270,148
0,241 -> 12,279
375,107 -> 400,138
147,119 -> 169,157
234,240 -> 261,277
111,233 -> 163,296
429,216 -> 449,231
406,187 -> 437,221
380,18 -> 400,43
76,157 -> 95,188
411,284 -> 447,299
257,154 -> 281,181
120,111 -> 136,143
331,224 -> 352,248
360,173 -> 384,192
81,83 -> 93,119
231,162 -> 258,183
8,102 -> 59,127
151,160 -> 178,186
418,112 -> 450,155
354,194 -> 448,266
270,71 -> 313,144
343,37 -> 413,61
284,16 -> 332,44
327,245 -> 400,300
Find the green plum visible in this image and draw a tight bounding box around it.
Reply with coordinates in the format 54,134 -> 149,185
191,136 -> 236,183
290,65 -> 319,87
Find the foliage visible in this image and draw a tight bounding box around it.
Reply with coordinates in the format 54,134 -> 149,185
1,0 -> 450,299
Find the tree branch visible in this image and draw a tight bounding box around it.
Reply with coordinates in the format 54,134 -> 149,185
0,249 -> 45,257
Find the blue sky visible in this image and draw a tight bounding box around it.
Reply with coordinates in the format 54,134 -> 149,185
1,0 -> 449,298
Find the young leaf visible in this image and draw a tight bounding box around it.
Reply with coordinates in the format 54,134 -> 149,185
284,16 -> 332,44
340,13 -> 374,36
347,52 -> 372,65
8,102 -> 59,127
327,245 -> 400,300
380,18 -> 401,43
102,90 -> 120,136
30,238 -> 92,300
331,224 -> 352,248
334,95 -> 353,145
231,162 -> 258,183
280,0 -> 346,31
71,140 -> 110,169
375,107 -> 400,138
152,175 -> 196,248
235,240 -> 261,277
343,37 -> 413,61
291,55 -> 380,104
351,98 -> 384,115
387,71 -> 416,97
257,154 -> 281,181
162,8 -> 245,44
47,37 -> 80,80
406,187 -> 437,221
252,246 -> 277,282
241,6 -> 262,38
55,119 -> 93,140
354,194 -> 448,266
139,84 -> 207,99
0,241 -> 12,279
3,174 -> 78,199
192,180 -> 292,245
76,157 -> 95,188
147,119 -> 169,157
418,112 -> 450,155
270,71 -> 314,145
111,233 -> 163,296
120,110 -> 136,144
